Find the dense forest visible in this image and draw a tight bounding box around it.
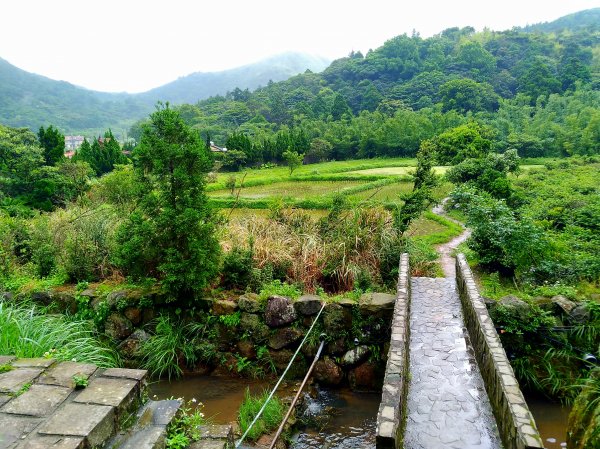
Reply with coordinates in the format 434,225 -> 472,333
124,8 -> 600,167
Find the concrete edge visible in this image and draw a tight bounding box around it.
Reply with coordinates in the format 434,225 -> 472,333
455,254 -> 544,449
376,253 -> 411,449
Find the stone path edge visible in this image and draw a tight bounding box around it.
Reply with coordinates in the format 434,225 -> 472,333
456,254 -> 544,449
376,253 -> 410,449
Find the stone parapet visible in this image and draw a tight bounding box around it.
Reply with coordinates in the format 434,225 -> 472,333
375,253 -> 410,448
455,254 -> 544,449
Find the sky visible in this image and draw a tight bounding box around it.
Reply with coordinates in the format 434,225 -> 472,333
1,0 -> 598,93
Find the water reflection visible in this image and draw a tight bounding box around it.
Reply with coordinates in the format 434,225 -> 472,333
526,394 -> 571,449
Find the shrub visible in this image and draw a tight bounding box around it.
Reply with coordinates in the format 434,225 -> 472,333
221,244 -> 254,289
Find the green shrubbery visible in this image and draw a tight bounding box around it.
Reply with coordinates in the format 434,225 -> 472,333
238,389 -> 285,441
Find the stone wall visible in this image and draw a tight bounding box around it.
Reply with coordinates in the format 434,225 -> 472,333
455,254 -> 544,449
2,286 -> 397,390
375,253 -> 410,449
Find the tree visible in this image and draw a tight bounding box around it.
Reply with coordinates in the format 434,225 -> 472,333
429,122 -> 494,165
115,105 -> 221,298
331,94 -> 351,120
38,125 -> 65,166
282,150 -> 304,175
439,78 -> 499,114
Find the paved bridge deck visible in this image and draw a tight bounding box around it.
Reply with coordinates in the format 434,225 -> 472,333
403,277 -> 501,449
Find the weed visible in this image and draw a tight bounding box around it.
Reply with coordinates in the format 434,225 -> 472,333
0,364 -> 13,373
166,398 -> 206,448
238,388 -> 285,441
219,311 -> 241,327
72,374 -> 89,389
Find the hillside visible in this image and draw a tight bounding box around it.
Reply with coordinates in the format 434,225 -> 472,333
137,52 -> 330,105
0,52 -> 330,135
522,8 -> 600,33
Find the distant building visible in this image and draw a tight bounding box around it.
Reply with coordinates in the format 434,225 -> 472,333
65,135 -> 85,151
209,141 -> 227,152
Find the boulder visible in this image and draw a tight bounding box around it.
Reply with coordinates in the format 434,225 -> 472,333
238,293 -> 262,313
237,340 -> 256,360
326,337 -> 347,355
123,307 -> 142,325
212,300 -> 238,316
264,295 -> 297,328
142,307 -> 156,325
79,289 -> 96,300
314,357 -> 344,386
106,290 -> 129,307
0,292 -> 14,301
294,295 -> 323,316
570,303 -> 591,324
337,298 -> 357,308
268,328 -> 303,350
240,313 -> 270,342
495,295 -> 532,321
50,291 -> 77,314
551,295 -> 577,315
31,291 -> 52,305
341,345 -> 370,367
105,313 -> 134,340
212,353 -> 238,376
322,303 -> 352,335
268,349 -> 294,371
118,329 -> 149,358
359,292 -> 395,313
349,361 -> 382,392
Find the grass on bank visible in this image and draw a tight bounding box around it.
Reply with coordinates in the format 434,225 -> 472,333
0,300 -> 120,367
238,388 -> 285,441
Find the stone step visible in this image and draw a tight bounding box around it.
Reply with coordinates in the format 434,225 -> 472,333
189,425 -> 234,449
106,399 -> 181,449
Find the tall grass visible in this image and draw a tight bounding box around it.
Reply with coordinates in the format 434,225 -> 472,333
0,300 -> 120,367
238,388 -> 285,441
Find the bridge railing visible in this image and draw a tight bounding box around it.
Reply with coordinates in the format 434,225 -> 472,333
376,253 -> 410,449
456,253 -> 544,449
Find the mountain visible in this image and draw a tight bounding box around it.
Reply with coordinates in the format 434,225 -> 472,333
0,52 -> 330,135
137,52 -> 330,105
521,8 -> 600,33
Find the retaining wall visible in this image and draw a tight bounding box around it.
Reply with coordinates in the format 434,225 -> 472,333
375,253 -> 411,449
455,254 -> 544,449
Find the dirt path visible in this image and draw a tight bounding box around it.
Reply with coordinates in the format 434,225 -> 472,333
431,199 -> 470,278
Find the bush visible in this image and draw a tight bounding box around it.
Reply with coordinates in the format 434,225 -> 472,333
221,245 -> 254,289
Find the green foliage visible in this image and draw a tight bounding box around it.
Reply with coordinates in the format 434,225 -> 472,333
73,131 -> 128,176
238,389 -> 285,441
166,399 -> 206,449
219,311 -> 241,327
258,280 -> 301,301
0,300 -> 120,367
0,364 -> 13,373
72,374 -> 89,388
115,105 -> 221,298
221,244 -> 254,289
430,122 -> 494,165
38,125 -> 65,166
282,149 -> 304,175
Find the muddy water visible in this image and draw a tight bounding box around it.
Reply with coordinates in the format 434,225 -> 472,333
291,387 -> 379,449
149,376 -> 378,448
527,395 -> 571,449
149,376 -> 271,423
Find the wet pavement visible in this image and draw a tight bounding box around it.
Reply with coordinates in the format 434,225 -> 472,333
403,277 -> 502,449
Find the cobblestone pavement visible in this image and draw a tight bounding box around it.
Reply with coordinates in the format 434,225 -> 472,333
404,277 -> 502,449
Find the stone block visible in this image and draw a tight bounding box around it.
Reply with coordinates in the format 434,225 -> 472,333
2,384 -> 71,417
138,399 -> 181,426
74,377 -> 138,409
11,358 -> 55,369
264,295 -> 296,327
0,356 -> 15,365
102,368 -> 147,382
0,368 -> 44,394
118,426 -> 165,449
237,293 -> 261,313
105,313 -> 134,340
359,292 -> 396,313
267,327 -> 303,350
15,436 -> 84,449
38,361 -> 97,388
0,414 -> 42,449
293,295 -> 322,316
37,403 -> 115,448
0,394 -> 10,406
212,300 -> 237,316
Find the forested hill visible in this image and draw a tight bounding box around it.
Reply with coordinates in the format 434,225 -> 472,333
522,7 -> 600,33
0,53 -> 330,135
146,8 -> 599,163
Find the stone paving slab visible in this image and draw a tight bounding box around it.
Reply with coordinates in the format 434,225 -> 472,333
102,368 -> 147,381
2,384 -> 71,417
0,356 -> 16,365
0,414 -> 43,449
15,435 -> 84,449
73,377 -> 137,408
37,403 -> 115,448
38,362 -> 97,388
11,358 -> 55,369
0,395 -> 10,407
404,277 -> 501,449
0,368 -> 44,394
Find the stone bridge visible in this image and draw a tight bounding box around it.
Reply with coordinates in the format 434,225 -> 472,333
376,253 -> 545,449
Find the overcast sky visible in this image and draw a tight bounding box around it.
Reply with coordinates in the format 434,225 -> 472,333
1,0 -> 598,93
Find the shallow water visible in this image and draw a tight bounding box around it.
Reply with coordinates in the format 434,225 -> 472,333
148,376 -> 379,448
527,395 -> 571,449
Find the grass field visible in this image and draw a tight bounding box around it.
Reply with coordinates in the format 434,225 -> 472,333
209,180 -> 369,199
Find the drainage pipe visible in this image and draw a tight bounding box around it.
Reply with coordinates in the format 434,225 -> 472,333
268,336 -> 326,449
